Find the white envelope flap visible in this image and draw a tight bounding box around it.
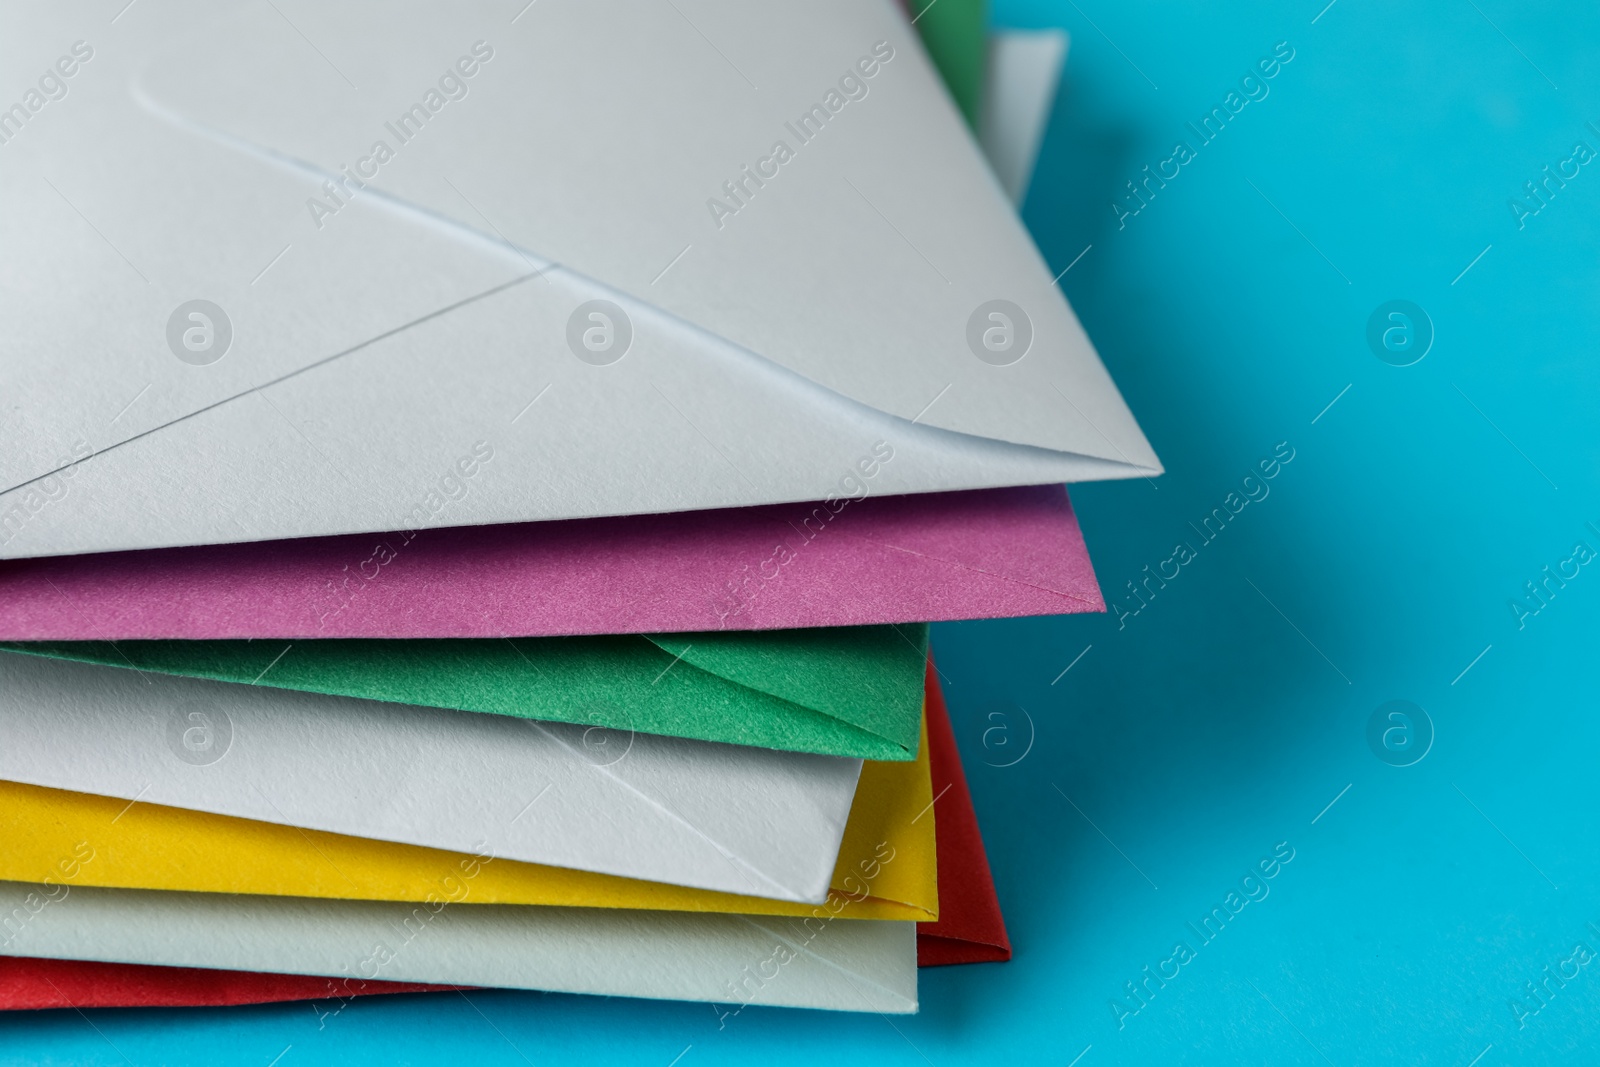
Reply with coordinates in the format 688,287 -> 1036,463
0,0 -> 1157,557
0,2 -> 537,491
0,881 -> 919,1012
132,0 -> 1150,461
0,650 -> 861,903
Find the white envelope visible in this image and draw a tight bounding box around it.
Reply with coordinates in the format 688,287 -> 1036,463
0,881 -> 917,1013
981,29 -> 1070,206
0,0 -> 1157,558
0,651 -> 861,904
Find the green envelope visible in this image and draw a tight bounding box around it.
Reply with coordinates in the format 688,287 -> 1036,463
910,0 -> 989,130
1,625 -> 927,761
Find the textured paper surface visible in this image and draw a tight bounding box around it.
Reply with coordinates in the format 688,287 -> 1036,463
3,623 -> 928,762
0,657 -> 1009,1008
0,1 -> 1156,559
0,652 -> 861,903
916,658 -> 1011,965
0,486 -> 1102,640
0,716 -> 935,921
0,958 -> 448,1012
0,881 -> 918,1013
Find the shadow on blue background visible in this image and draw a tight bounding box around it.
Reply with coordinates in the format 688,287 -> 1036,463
6,1 -> 1599,1063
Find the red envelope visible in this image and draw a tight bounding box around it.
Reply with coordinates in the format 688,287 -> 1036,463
0,959 -> 443,1013
0,657 -> 1007,1009
918,655 -> 1012,966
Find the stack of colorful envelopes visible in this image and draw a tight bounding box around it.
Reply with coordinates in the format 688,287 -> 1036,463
0,0 -> 1154,1016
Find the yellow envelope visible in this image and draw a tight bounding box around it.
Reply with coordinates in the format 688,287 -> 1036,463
4,716 -> 936,922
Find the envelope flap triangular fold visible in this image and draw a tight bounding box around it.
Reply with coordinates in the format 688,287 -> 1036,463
133,0 -> 1154,465
646,624 -> 927,757
0,625 -> 926,761
0,2 -> 1157,560
0,650 -> 863,903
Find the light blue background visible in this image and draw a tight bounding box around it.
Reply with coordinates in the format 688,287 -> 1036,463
7,0 -> 1599,1062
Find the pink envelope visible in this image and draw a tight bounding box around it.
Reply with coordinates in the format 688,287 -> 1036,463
0,485 -> 1102,639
